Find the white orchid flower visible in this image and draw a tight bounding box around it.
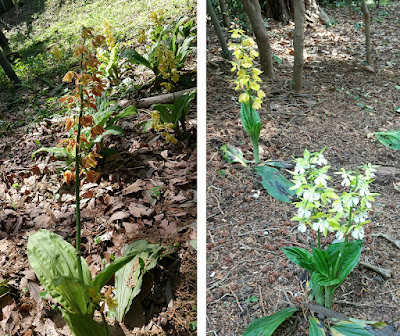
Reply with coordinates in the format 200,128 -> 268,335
351,226 -> 364,240
358,183 -> 370,197
316,154 -> 328,166
314,172 -> 329,187
298,221 -> 307,233
353,211 -> 368,224
298,207 -> 311,219
312,218 -> 329,232
303,189 -> 320,203
294,159 -> 309,175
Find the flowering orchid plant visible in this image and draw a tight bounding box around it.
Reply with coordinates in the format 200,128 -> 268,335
282,148 -> 378,308
230,29 -> 265,164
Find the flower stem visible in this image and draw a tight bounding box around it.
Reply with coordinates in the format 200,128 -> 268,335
75,62 -> 84,283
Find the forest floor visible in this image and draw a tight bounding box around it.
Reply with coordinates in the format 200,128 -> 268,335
0,1 -> 197,335
206,4 -> 400,336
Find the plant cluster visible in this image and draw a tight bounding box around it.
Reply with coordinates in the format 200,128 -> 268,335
96,20 -> 122,86
122,14 -> 196,92
147,89 -> 196,142
243,149 -> 382,335
230,29 -> 265,163
286,149 -> 378,308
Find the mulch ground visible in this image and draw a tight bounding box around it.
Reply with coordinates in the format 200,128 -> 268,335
206,4 -> 400,335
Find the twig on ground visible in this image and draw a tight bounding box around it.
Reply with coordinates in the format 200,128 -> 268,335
360,261 -> 391,278
229,285 -> 244,313
335,300 -> 398,308
258,285 -> 266,316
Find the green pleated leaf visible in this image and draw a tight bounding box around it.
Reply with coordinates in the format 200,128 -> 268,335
375,130 -> 400,150
242,307 -> 299,336
312,248 -> 331,278
282,247 -> 316,273
327,240 -> 362,285
309,317 -> 326,336
31,146 -> 72,160
115,240 -> 163,322
330,321 -> 374,336
107,105 -> 138,127
240,102 -> 261,136
27,229 -> 91,314
255,166 -> 295,203
220,144 -> 248,166
311,271 -> 340,287
90,252 -> 142,294
62,311 -> 107,336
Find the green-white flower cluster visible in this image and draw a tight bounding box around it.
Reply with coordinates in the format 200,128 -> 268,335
290,149 -> 378,241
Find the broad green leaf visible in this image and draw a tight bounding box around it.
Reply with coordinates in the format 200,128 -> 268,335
255,166 -> 296,203
93,126 -> 125,143
331,321 -> 374,336
312,248 -> 331,278
107,105 -> 138,127
309,317 -> 326,336
27,229 -> 91,314
332,240 -> 362,285
62,311 -> 107,336
240,102 -> 262,139
395,106 -> 400,113
273,54 -> 283,64
242,307 -> 299,336
375,130 -> 400,150
220,144 -> 248,166
281,247 -> 316,273
311,271 -> 340,287
121,48 -> 153,71
90,253 -> 142,294
115,240 -> 164,322
32,146 -> 73,160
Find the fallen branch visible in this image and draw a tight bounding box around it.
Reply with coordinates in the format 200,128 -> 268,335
359,261 -> 391,278
136,88 -> 196,108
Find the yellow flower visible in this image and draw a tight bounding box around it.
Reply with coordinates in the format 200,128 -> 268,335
233,49 -> 242,60
240,54 -> 253,68
242,37 -> 255,47
252,68 -> 262,76
250,49 -> 259,58
257,90 -> 266,99
252,73 -> 262,82
252,97 -> 262,110
239,92 -> 250,103
230,29 -> 244,39
249,81 -> 260,91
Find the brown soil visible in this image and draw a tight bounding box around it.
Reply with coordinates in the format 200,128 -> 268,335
0,87 -> 197,334
206,4 -> 400,335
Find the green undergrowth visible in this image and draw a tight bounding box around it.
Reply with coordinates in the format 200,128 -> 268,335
0,0 -> 195,88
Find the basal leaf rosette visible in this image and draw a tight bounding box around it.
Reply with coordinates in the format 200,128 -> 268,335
289,149 -> 378,241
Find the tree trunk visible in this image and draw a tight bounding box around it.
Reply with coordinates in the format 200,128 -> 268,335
361,0 -> 372,66
293,0 -> 305,92
207,0 -> 232,60
218,0 -> 230,27
0,48 -> 21,84
242,0 -> 274,79
0,29 -> 10,54
264,0 -> 328,24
